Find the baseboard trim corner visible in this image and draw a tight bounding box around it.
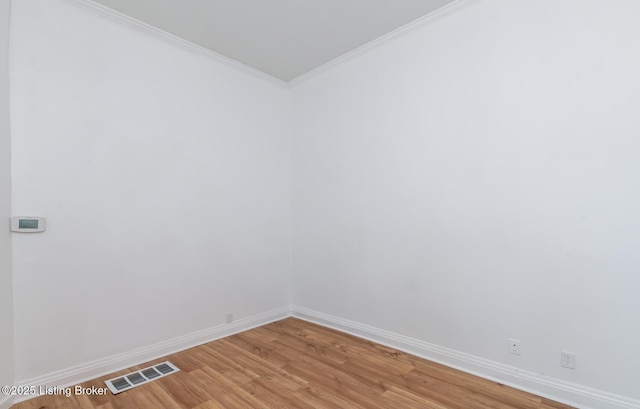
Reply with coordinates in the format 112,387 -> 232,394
292,305 -> 640,409
14,305 -> 291,404
0,395 -> 13,409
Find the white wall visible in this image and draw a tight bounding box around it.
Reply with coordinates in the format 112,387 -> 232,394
292,0 -> 640,402
9,0 -> 640,405
0,0 -> 13,407
11,0 -> 292,381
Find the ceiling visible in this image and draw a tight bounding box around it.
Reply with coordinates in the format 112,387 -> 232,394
89,0 -> 458,82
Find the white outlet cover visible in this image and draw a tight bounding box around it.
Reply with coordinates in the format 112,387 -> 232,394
561,351 -> 576,369
508,338 -> 521,355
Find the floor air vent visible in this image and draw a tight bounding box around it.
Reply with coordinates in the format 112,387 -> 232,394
105,361 -> 179,394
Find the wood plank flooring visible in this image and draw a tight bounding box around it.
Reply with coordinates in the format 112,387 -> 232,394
11,318 -> 575,409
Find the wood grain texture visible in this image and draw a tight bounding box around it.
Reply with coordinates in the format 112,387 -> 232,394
10,318 -> 575,409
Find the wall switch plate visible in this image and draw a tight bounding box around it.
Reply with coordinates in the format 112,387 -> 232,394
561,351 -> 576,369
508,338 -> 521,355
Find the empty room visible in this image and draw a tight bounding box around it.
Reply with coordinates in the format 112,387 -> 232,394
1,0 -> 639,408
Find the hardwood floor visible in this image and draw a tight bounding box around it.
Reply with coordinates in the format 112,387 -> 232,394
11,318 -> 575,409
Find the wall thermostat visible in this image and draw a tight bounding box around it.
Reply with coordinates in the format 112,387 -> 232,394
11,216 -> 46,233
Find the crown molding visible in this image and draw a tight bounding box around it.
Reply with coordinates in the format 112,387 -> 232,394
62,0 -> 481,88
61,0 -> 289,88
288,0 -> 482,87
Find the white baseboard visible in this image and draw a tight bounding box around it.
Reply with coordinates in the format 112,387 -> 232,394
13,305 -> 639,409
14,306 -> 291,404
0,395 -> 13,409
292,306 -> 640,409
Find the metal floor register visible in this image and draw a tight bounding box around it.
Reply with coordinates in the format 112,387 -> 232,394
105,361 -> 180,394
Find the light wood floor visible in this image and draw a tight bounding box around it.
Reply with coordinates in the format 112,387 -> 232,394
12,318 -> 574,409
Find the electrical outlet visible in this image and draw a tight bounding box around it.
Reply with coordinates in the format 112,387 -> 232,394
226,313 -> 233,324
561,351 -> 575,369
508,338 -> 521,355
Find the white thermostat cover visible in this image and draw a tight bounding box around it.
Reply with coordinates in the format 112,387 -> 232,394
11,216 -> 46,233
